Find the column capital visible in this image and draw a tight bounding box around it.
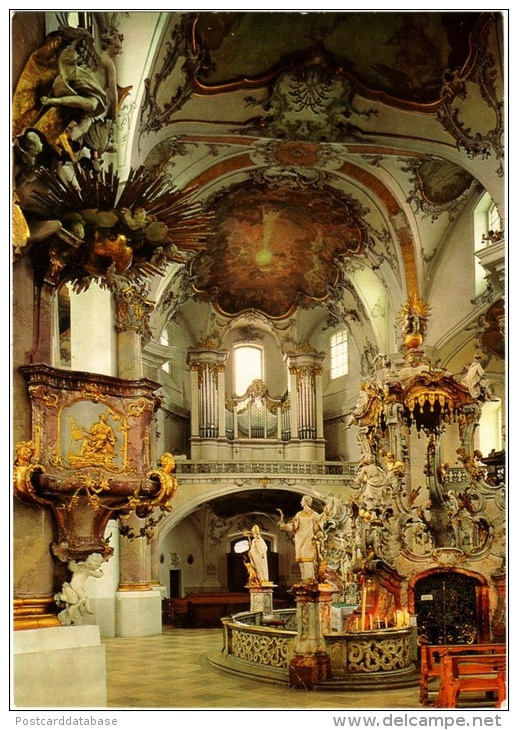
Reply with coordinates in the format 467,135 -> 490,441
113,281 -> 154,338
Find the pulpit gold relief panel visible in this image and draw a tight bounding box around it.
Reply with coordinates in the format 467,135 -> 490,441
15,365 -> 173,560
21,366 -> 158,477
50,401 -> 129,474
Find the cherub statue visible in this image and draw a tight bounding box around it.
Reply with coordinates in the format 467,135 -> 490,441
380,450 -> 405,479
54,553 -> 105,625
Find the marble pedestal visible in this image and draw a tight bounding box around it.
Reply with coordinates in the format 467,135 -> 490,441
289,581 -> 335,689
248,584 -> 276,614
13,625 -> 106,707
115,589 -> 162,636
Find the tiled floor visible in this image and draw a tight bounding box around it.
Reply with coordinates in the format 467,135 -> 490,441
102,626 -> 426,710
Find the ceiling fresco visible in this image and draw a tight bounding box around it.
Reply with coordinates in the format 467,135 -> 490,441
190,183 -> 368,319
411,159 -> 475,207
191,12 -> 481,106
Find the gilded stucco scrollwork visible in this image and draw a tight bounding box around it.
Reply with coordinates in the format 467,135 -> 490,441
143,453 -> 179,515
15,364 -> 176,561
114,282 -> 154,338
140,14 -> 203,136
242,52 -> 377,143
400,157 -> 478,223
13,441 -> 46,507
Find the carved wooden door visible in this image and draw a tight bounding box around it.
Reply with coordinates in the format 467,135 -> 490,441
414,572 -> 479,644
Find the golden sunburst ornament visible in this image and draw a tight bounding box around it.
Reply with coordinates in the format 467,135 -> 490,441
22,162 -> 214,291
397,294 -> 431,350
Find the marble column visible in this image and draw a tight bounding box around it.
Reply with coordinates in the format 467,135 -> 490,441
70,281 -> 116,376
114,281 -> 162,636
289,582 -> 335,689
13,502 -> 60,630
12,264 -> 108,704
12,261 -> 59,629
116,512 -> 161,636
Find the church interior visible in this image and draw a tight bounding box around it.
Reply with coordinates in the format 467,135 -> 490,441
11,11 -> 507,710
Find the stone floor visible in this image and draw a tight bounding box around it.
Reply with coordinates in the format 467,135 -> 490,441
103,626 -> 434,710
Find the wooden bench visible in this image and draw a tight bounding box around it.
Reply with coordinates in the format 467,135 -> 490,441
434,653 -> 506,708
419,643 -> 506,705
171,593 -> 251,628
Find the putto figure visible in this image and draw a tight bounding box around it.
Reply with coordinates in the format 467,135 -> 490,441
54,553 -> 105,625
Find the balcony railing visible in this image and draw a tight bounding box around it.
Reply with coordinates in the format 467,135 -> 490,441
175,460 -> 357,477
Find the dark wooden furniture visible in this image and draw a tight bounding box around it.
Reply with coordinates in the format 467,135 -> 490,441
170,592 -> 251,628
419,643 -> 506,705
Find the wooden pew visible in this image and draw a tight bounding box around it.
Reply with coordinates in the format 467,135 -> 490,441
171,593 -> 251,628
434,653 -> 506,708
419,643 -> 506,705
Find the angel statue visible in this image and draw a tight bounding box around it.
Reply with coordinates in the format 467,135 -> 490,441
11,16 -> 213,285
12,18 -> 127,162
461,353 -> 495,401
54,553 -> 105,625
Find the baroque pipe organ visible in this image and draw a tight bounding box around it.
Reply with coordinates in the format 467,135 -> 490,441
188,343 -> 325,461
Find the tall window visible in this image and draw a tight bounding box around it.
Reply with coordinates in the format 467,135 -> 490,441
474,193 -> 501,297
330,329 -> 348,379
160,327 -> 171,374
234,345 -> 263,396
487,202 -> 501,234
477,398 -> 503,454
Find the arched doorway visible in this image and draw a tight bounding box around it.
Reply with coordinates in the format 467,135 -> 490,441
411,570 -> 489,645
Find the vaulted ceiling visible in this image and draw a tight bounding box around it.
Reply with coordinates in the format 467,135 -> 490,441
11,10 -> 506,538
12,11 -> 505,359
125,11 -> 504,342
